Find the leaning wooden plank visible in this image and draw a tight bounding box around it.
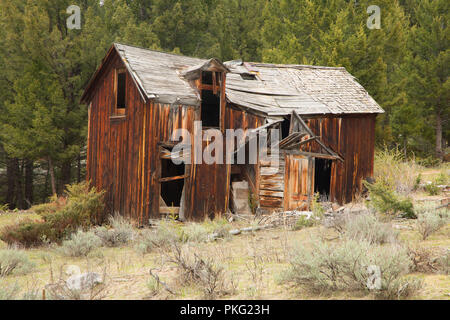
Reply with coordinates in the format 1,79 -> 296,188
159,196 -> 167,207
292,111 -> 344,161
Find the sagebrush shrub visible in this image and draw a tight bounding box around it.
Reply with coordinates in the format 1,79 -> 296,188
416,205 -> 448,240
0,249 -> 35,277
181,224 -> 210,243
0,280 -> 40,300
344,214 -> 399,244
94,215 -> 134,247
135,221 -> 181,254
437,250 -> 449,275
58,230 -> 102,257
0,281 -> 20,300
282,238 -> 418,299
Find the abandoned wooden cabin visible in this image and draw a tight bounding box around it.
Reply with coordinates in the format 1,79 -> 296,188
81,43 -> 384,224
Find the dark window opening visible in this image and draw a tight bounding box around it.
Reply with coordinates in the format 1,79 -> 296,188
314,158 -> 332,200
202,71 -> 213,85
281,116 -> 291,139
240,73 -> 257,80
117,72 -> 126,109
201,90 -> 220,128
160,157 -> 185,207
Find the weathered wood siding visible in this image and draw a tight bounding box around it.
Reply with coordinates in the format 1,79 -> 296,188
87,51 -> 236,223
86,52 -> 195,224
225,106 -> 264,199
86,49 -> 376,223
301,115 -> 376,204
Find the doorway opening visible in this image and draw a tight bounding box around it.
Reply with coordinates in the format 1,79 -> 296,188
201,89 -> 220,128
280,116 -> 291,139
314,158 -> 332,199
160,157 -> 185,207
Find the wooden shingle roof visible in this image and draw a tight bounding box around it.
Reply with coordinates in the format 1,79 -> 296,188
225,61 -> 384,115
83,43 -> 384,115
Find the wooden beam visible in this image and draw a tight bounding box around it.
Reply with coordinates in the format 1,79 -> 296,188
159,175 -> 188,183
159,207 -> 180,214
283,150 -> 339,160
292,111 -> 344,162
296,136 -> 319,146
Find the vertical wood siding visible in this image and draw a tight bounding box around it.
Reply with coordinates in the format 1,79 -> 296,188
301,115 -> 376,204
86,50 -> 376,222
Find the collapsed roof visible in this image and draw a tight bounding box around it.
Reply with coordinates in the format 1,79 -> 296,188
82,43 -> 384,116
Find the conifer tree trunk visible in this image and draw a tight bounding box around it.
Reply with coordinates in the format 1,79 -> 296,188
6,157 -> 18,209
48,157 -> 57,196
15,159 -> 24,209
435,111 -> 443,160
59,159 -> 72,194
24,159 -> 33,207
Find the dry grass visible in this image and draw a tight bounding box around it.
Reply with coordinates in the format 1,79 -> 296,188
0,216 -> 448,300
0,167 -> 448,300
373,147 -> 423,194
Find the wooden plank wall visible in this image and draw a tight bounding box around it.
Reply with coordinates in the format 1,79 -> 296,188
224,106 -> 265,201
300,115 -> 376,204
87,52 -> 198,225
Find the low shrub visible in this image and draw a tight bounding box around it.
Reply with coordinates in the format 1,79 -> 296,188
436,250 -> 449,275
373,147 -> 422,194
0,249 -> 35,277
364,180 -> 415,218
58,230 -> 102,257
0,281 -> 20,300
0,220 -> 53,247
181,223 -> 210,243
282,238 -> 419,299
435,172 -> 448,185
31,195 -> 66,215
201,218 -> 232,240
0,182 -> 104,247
344,214 -> 399,245
424,182 -> 440,196
416,205 -> 448,240
293,215 -> 315,231
165,243 -> 233,299
0,281 -> 40,300
408,246 -> 449,274
135,221 -> 182,255
378,277 -> 423,300
311,193 -> 325,219
94,215 -> 134,247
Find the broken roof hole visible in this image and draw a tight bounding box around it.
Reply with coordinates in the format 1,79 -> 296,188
240,73 -> 257,80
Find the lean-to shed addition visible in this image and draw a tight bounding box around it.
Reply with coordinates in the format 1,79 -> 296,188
81,43 -> 384,224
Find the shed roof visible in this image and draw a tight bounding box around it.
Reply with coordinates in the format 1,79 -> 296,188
224,61 -> 384,115
82,43 -> 384,115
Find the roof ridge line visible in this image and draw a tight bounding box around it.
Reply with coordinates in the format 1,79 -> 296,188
114,42 -> 207,61
248,62 -> 346,70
